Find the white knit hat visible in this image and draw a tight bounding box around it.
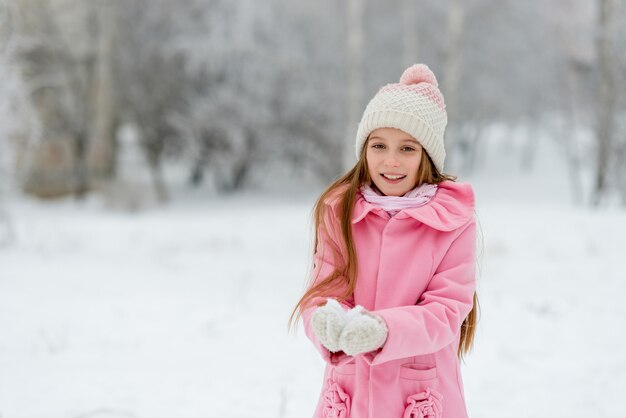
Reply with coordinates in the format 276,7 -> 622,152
355,63 -> 447,172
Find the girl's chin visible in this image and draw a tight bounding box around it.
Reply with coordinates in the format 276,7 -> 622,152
382,191 -> 405,196
372,182 -> 409,197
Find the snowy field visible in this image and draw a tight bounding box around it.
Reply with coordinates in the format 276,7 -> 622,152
1,134 -> 626,418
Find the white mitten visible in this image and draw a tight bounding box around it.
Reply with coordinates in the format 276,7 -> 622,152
310,299 -> 348,352
339,307 -> 388,356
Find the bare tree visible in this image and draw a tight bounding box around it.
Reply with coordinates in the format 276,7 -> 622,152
402,0 -> 419,67
550,0 -> 594,205
112,0 -> 197,202
0,0 -> 18,246
610,1 -> 626,205
85,0 -> 116,193
344,0 -> 365,171
591,0 -> 618,205
9,0 -> 85,197
5,0 -> 120,199
442,0 -> 465,169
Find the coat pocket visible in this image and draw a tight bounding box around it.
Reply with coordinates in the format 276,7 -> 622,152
399,363 -> 437,381
398,363 -> 443,418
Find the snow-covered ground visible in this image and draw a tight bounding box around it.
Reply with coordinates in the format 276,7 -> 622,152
1,131 -> 625,418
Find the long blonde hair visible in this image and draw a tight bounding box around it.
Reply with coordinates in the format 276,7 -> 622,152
288,138 -> 480,361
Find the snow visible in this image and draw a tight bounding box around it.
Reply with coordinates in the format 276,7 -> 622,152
1,132 -> 626,418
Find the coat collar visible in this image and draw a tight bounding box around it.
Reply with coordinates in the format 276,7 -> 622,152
350,180 -> 475,231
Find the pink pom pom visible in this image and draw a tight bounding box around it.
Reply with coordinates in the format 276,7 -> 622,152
399,64 -> 438,87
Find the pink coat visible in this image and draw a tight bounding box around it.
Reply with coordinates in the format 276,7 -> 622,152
302,180 -> 477,418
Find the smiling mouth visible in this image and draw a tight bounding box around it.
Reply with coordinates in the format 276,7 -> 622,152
381,174 -> 406,180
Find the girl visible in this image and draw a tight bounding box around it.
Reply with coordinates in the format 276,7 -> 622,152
289,63 -> 479,418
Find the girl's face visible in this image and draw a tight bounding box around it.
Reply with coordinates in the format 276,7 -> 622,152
365,127 -> 423,196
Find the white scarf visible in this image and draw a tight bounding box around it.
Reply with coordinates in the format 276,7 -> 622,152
359,182 -> 437,216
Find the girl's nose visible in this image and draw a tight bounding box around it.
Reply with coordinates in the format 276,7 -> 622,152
384,154 -> 400,167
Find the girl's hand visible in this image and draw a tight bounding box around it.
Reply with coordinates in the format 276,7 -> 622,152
311,300 -> 388,356
339,307 -> 388,356
310,299 -> 348,352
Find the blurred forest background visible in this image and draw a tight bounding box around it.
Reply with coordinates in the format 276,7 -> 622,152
1,0 -> 626,210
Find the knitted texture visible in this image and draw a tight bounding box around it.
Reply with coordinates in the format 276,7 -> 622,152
355,63 -> 447,172
311,299 -> 388,355
311,299 -> 350,352
339,307 -> 388,356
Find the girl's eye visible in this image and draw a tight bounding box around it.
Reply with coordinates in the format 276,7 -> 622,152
372,144 -> 385,149
402,146 -> 416,152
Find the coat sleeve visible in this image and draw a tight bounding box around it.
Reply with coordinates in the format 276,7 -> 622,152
364,216 -> 477,366
301,203 -> 356,367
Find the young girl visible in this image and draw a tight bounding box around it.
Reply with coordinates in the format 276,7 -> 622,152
289,63 -> 478,418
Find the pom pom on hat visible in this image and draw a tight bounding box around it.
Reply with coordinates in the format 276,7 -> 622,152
399,63 -> 438,87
